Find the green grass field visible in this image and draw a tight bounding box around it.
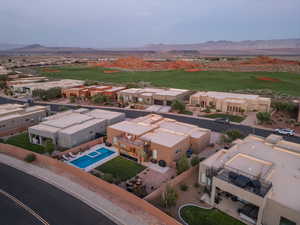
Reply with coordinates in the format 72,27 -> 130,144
96,156 -> 145,181
204,113 -> 245,123
6,132 -> 45,154
180,206 -> 245,225
37,65 -> 300,96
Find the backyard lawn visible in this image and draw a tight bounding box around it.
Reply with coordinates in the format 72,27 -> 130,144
180,205 -> 245,225
95,156 -> 145,181
5,132 -> 45,154
203,113 -> 245,123
36,65 -> 300,96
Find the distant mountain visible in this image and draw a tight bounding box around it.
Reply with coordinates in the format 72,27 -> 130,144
0,44 -> 156,55
7,44 -> 97,53
0,43 -> 26,51
142,39 -> 300,52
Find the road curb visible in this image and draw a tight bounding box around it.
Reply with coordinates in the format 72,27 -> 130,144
0,154 -> 130,225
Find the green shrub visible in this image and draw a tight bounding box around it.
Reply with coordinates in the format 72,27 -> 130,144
272,101 -> 298,113
203,108 -> 211,113
161,185 -> 178,208
45,139 -> 55,154
84,80 -> 98,86
91,94 -> 108,105
180,183 -> 188,191
191,156 -> 200,167
24,153 -> 36,163
69,96 -> 76,103
256,112 -> 271,124
222,130 -> 245,143
171,100 -> 186,113
32,87 -> 62,100
194,183 -> 200,188
176,155 -> 190,174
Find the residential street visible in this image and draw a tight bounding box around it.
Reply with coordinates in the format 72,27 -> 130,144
0,163 -> 116,225
1,96 -> 299,144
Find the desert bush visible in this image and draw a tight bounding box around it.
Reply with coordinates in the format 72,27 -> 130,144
176,155 -> 190,174
24,153 -> 36,163
180,183 -> 188,191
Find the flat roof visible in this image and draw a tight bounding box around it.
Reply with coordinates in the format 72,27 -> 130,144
206,134 -> 300,211
109,121 -> 157,136
225,153 -> 273,178
30,108 -> 123,135
141,128 -> 188,148
84,109 -> 124,120
191,91 -> 261,100
119,87 -> 189,96
42,113 -> 91,129
59,118 -> 106,135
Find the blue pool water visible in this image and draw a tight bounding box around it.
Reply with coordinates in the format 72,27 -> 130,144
69,147 -> 115,169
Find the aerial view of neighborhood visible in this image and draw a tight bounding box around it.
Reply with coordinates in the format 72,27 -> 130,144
1,1 -> 300,225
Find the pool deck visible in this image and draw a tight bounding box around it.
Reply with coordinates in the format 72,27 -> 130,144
68,144 -> 119,172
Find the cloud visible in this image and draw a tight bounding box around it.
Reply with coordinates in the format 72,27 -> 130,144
0,0 -> 299,47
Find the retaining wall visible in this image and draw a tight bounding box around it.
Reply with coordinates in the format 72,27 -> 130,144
144,165 -> 199,202
56,138 -> 103,157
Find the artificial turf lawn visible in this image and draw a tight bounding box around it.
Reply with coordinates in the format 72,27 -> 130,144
180,206 -> 246,225
5,132 -> 45,154
37,65 -> 300,96
95,156 -> 145,181
203,113 -> 246,123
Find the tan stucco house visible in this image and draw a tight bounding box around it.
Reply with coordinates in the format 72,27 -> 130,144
189,91 -> 271,114
198,134 -> 300,225
107,114 -> 211,167
0,104 -> 48,137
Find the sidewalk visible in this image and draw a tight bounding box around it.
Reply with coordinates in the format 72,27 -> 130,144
0,153 -> 159,225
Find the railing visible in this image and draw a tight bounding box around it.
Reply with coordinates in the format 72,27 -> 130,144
116,136 -> 145,147
216,167 -> 272,198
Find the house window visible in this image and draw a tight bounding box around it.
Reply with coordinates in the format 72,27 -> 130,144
152,150 -> 157,159
201,173 -> 207,184
280,217 -> 296,225
175,149 -> 181,154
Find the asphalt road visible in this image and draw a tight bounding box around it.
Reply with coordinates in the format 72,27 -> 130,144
0,163 -> 117,225
1,96 -> 300,144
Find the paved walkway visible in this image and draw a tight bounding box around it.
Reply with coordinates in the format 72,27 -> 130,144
0,153 -> 158,225
241,112 -> 257,126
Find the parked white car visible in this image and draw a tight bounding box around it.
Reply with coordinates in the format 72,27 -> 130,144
275,128 -> 295,136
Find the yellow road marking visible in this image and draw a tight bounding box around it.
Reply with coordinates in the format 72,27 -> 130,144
0,189 -> 50,225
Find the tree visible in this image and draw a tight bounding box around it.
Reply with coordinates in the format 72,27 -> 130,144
32,87 -> 62,101
222,130 -> 244,143
171,100 -> 185,113
84,80 -> 98,86
69,96 -> 76,103
256,112 -> 271,124
0,75 -> 8,89
45,139 -> 55,155
191,156 -> 200,167
91,94 -> 108,105
176,155 -> 190,174
161,185 -> 178,208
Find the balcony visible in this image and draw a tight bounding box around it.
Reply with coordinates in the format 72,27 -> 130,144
116,136 -> 145,148
216,167 -> 272,198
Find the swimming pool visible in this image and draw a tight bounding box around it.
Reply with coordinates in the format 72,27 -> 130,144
69,147 -> 117,171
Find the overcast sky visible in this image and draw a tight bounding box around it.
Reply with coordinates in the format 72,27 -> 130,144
1,0 -> 300,48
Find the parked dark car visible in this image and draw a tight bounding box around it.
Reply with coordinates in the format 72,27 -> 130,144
215,117 -> 230,124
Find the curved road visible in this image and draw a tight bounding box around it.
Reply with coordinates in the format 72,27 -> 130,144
0,163 -> 116,225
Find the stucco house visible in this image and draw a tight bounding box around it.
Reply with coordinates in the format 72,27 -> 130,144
198,134 -> 300,225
